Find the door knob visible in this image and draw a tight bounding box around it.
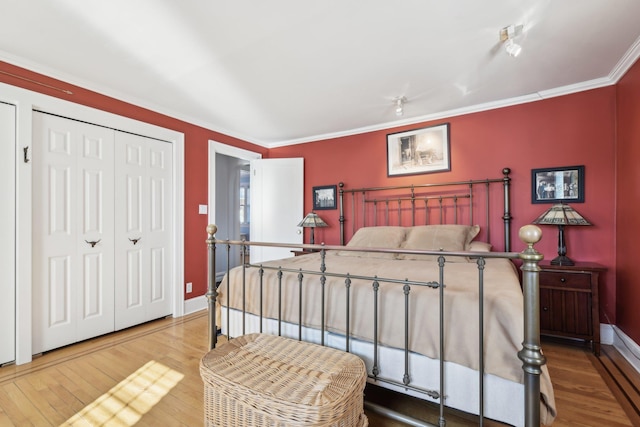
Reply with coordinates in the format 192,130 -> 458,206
129,237 -> 141,245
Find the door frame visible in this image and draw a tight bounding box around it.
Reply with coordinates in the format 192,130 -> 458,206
1,81 -> 185,365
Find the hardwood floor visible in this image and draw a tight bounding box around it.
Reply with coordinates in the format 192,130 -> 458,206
0,312 -> 209,426
0,311 -> 636,426
541,340 -> 636,427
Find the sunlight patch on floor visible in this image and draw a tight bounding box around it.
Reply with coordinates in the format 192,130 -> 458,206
61,360 -> 184,426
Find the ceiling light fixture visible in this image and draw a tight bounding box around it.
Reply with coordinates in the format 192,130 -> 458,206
500,24 -> 523,58
505,39 -> 522,57
394,96 -> 407,116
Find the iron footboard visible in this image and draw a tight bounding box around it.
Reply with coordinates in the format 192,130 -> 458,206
205,224 -> 545,427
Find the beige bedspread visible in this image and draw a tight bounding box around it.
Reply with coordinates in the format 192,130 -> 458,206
218,251 -> 556,424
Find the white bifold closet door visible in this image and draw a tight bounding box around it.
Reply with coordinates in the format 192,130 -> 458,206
114,132 -> 173,331
32,113 -> 116,354
32,112 -> 173,354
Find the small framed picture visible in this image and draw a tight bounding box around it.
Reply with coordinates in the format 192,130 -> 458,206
312,185 -> 337,210
387,123 -> 451,177
531,165 -> 585,204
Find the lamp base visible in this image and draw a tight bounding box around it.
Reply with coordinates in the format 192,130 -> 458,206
550,255 -> 574,266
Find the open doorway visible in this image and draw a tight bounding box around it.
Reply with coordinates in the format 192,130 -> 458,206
208,141 -> 303,275
215,153 -> 250,271
208,141 -> 261,281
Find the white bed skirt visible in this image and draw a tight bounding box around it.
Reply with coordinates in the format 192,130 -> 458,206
220,307 -> 524,426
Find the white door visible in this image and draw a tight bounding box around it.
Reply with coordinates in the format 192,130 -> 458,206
250,158 -> 304,263
114,132 -> 173,330
32,112 -> 115,354
0,102 -> 16,365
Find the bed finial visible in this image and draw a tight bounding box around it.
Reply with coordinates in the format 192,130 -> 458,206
519,224 -> 542,251
207,224 -> 218,237
502,167 -> 511,176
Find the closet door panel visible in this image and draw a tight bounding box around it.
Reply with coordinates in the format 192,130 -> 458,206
124,173 -> 144,311
145,141 -> 173,320
33,119 -> 79,353
77,125 -> 115,342
33,113 -> 115,353
115,132 -> 172,330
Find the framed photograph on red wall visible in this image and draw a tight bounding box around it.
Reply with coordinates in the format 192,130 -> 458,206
531,165 -> 585,204
387,123 -> 450,177
312,185 -> 337,210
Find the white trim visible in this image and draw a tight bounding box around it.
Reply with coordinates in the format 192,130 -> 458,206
611,324 -> 640,375
609,36 -> 640,83
184,295 -> 207,315
601,323 -> 615,346
0,81 -> 185,364
15,99 -> 33,366
0,50 -> 264,147
268,76 -> 618,148
172,132 -> 185,319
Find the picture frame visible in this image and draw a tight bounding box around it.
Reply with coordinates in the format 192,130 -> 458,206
387,123 -> 451,177
312,185 -> 337,210
531,165 -> 585,204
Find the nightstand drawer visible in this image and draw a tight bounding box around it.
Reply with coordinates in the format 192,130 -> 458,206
540,271 -> 590,290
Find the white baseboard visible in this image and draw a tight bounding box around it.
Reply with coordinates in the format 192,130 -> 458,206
601,323 -> 614,345
606,323 -> 640,374
184,295 -> 207,315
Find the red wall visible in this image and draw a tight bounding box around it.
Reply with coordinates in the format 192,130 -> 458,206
0,61 -> 622,326
271,88 -> 618,324
0,61 -> 268,300
616,58 -> 640,342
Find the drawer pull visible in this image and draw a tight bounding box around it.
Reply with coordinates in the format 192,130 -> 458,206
543,307 -> 548,312
560,277 -> 566,283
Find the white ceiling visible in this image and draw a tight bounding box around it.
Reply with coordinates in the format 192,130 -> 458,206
1,0 -> 640,147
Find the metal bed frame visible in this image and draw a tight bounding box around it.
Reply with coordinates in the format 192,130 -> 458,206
204,168 -> 546,427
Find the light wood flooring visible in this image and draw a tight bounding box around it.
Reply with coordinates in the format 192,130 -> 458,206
0,310 -> 637,426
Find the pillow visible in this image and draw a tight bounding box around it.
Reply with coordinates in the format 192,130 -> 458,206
398,224 -> 480,261
468,241 -> 492,252
337,226 -> 407,259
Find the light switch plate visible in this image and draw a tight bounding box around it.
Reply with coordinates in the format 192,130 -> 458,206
198,204 -> 208,215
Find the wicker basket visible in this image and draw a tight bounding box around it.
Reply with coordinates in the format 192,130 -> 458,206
200,333 -> 368,426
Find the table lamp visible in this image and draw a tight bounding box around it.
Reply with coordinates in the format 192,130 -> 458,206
297,212 -> 328,245
532,203 -> 591,266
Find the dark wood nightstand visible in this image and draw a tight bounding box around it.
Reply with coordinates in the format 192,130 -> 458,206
538,261 -> 606,355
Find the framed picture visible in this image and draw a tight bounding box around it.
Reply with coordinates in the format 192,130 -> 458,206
313,185 -> 337,210
531,165 -> 585,204
387,123 -> 451,177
